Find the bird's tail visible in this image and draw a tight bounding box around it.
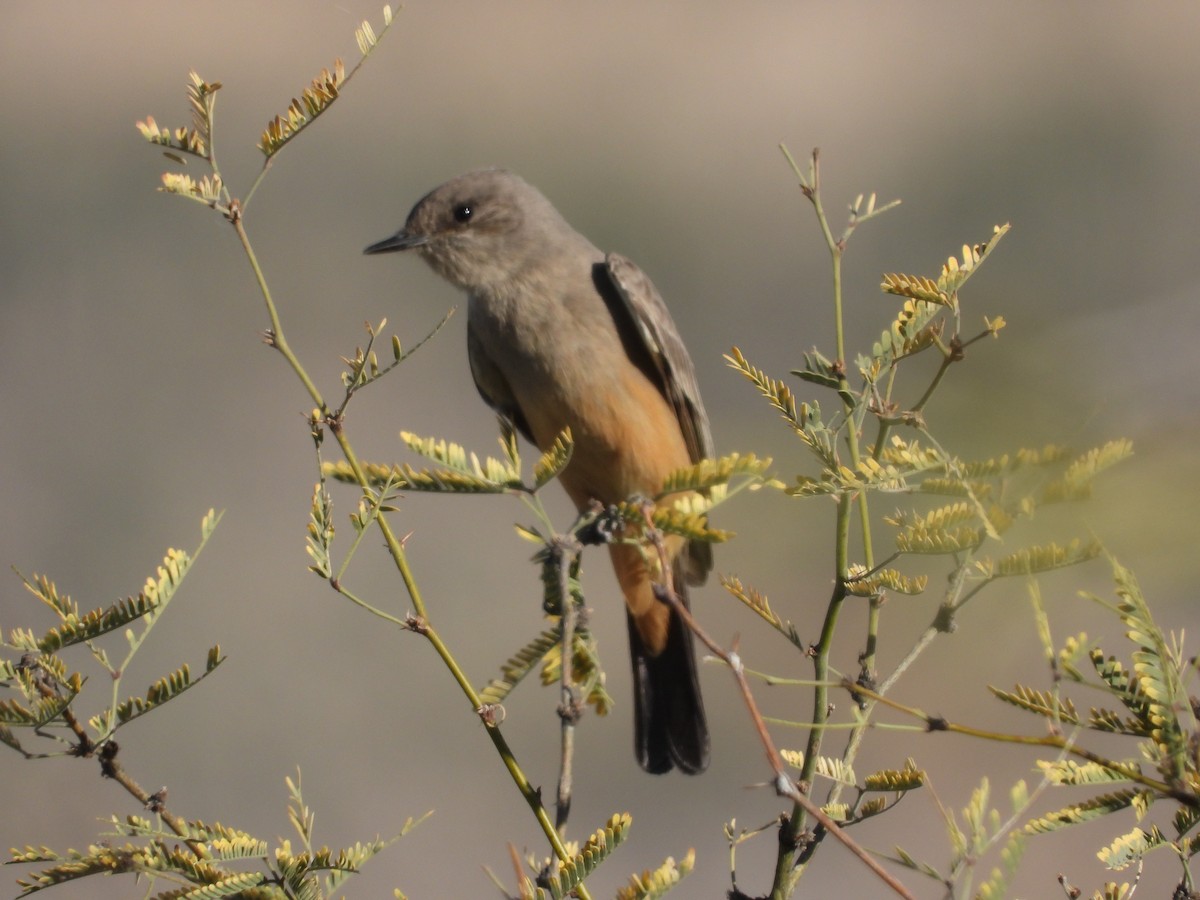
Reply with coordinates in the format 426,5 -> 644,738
628,558 -> 709,775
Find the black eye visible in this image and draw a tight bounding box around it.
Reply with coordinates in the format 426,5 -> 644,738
452,203 -> 473,223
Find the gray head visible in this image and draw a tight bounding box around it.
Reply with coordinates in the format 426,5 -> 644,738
364,169 -> 577,291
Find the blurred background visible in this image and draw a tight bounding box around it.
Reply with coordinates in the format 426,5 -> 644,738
3,2 -> 1199,897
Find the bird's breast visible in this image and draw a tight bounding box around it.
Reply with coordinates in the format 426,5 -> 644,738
469,286 -> 689,506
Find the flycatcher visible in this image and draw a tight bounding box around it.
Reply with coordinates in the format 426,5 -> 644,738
365,169 -> 711,774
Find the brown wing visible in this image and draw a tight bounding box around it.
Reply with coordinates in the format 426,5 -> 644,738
603,253 -> 713,463
603,252 -> 713,582
467,318 -> 535,443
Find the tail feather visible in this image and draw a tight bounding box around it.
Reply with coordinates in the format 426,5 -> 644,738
628,566 -> 709,775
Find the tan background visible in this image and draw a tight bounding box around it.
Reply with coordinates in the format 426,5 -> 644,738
3,2 -> 1199,897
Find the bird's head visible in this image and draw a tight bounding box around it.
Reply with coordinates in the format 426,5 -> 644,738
364,168 -> 561,292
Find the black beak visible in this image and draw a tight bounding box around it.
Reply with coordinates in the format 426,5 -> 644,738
363,230 -> 429,254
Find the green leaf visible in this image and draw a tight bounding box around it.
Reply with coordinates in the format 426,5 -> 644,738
514,523 -> 546,544
1104,559 -> 1190,773
533,429 -> 573,490
791,348 -> 856,407
821,803 -> 851,823
614,848 -> 694,900
540,813 -> 631,899
324,834 -> 411,893
895,523 -> 983,555
721,575 -> 785,632
863,760 -> 926,792
325,430 -> 529,493
651,506 -> 731,543
844,564 -> 926,600
988,684 -> 1080,725
1036,759 -> 1142,787
306,483 -> 334,578
135,73 -> 214,161
258,62 -> 346,157
477,627 -> 560,706
935,223 -> 1011,298
399,430 -> 524,491
1088,650 -> 1153,734
885,500 -> 976,531
1172,805 -> 1200,840
1086,704 -> 1149,736
881,273 -> 949,306
975,831 -> 1025,900
255,6 -> 391,157
339,310 -> 455,395
890,845 -> 945,881
780,748 -> 804,769
980,539 -> 1102,577
1039,440 -> 1133,503
102,651 -> 225,731
324,458 -> 402,487
959,444 -> 1074,478
873,296 -> 944,367
15,573 -> 78,619
915,477 -> 993,499
1097,826 -> 1165,871
657,452 -> 772,496
0,689 -> 77,729
855,797 -> 891,821
726,347 -> 806,433
536,541 -> 582,617
812,755 -> 856,786
18,559 -> 180,652
726,347 -> 836,465
540,634 -> 613,717
19,512 -> 219,653
1024,790 -> 1145,833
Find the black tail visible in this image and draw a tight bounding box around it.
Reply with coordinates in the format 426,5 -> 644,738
628,572 -> 709,775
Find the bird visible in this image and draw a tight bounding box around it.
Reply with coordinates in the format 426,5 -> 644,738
364,168 -> 712,774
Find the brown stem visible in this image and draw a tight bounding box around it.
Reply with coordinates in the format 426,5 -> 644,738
845,679 -> 1200,809
639,506 -> 914,899
553,539 -> 580,833
99,742 -> 208,858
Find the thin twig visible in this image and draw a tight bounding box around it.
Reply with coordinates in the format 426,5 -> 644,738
639,506 -> 914,899
844,679 -> 1200,809
553,538 -> 581,832
229,212 -> 590,895
100,744 -> 207,859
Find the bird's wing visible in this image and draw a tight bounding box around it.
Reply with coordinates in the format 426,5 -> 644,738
603,252 -> 713,464
604,252 -> 714,583
467,319 -> 535,444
